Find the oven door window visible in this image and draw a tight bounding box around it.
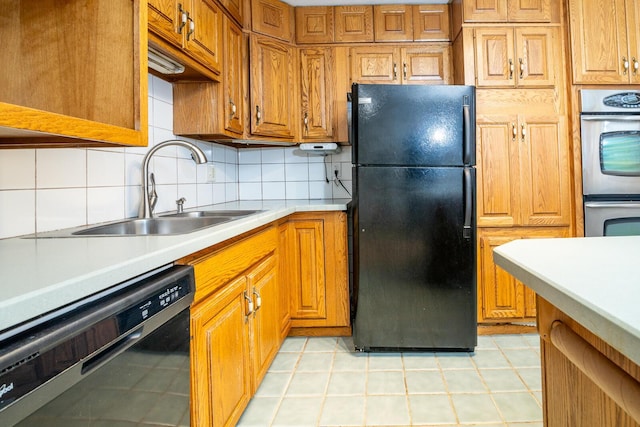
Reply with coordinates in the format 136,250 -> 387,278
604,217 -> 640,236
600,131 -> 640,176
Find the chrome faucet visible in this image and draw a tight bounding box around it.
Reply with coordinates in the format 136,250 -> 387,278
139,140 -> 208,218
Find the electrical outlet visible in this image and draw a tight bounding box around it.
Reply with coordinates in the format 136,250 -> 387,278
206,165 -> 216,183
333,164 -> 340,179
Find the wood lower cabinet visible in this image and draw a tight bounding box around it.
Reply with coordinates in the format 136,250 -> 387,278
350,45 -> 451,85
180,226 -> 281,427
285,212 -> 350,335
476,112 -> 570,228
477,227 -> 569,323
568,0 -> 640,84
0,0 -> 147,148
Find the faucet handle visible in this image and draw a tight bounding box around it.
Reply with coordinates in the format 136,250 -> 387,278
176,197 -> 186,213
149,173 -> 158,214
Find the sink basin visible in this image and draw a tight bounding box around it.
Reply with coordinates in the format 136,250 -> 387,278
161,209 -> 262,218
72,216 -> 233,236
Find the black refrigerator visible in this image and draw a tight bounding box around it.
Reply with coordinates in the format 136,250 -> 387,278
351,83 -> 477,351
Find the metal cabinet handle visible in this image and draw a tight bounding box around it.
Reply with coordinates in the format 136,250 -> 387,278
303,112 -> 309,134
253,288 -> 262,311
229,99 -> 236,118
512,123 -> 517,142
393,63 -> 397,80
178,4 -> 187,34
255,105 -> 261,124
244,291 -> 254,320
623,56 -> 629,75
633,57 -> 639,75
519,58 -> 524,79
521,123 -> 526,142
508,58 -> 514,79
403,62 -> 407,79
187,17 -> 195,41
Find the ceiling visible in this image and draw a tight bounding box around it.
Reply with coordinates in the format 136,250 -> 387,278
284,0 -> 449,5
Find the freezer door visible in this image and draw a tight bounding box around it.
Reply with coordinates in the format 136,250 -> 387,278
352,84 -> 475,167
352,166 -> 477,350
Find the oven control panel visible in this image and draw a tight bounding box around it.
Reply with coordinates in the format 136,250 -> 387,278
604,92 -> 640,109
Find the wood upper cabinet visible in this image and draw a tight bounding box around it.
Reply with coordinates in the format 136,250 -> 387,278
350,45 -> 451,85
568,0 -> 640,84
477,228 -> 568,322
335,6 -> 374,43
476,113 -> 571,227
218,0 -> 243,24
474,27 -> 555,88
413,5 -> 450,41
223,16 -> 245,135
374,5 -> 413,42
463,0 -> 551,22
296,6 -> 335,44
0,0 -> 147,148
286,212 -> 350,331
251,0 -> 293,42
299,47 -> 334,140
249,34 -> 295,139
148,0 -> 223,77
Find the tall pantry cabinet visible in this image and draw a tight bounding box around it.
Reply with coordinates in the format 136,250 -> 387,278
451,0 -> 572,327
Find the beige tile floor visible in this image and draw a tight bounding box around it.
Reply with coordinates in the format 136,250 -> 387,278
238,334 -> 543,427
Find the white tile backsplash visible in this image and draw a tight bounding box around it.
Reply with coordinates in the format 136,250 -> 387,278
0,74 -> 351,239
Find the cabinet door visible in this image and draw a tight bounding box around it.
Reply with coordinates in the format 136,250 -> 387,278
476,115 -> 520,227
335,6 -> 374,42
463,0 -> 508,22
568,0 -> 630,84
474,28 -> 515,87
627,0 -> 640,84
218,0 -> 243,24
300,47 -> 334,139
350,46 -> 400,84
515,27 -> 555,87
289,219 -> 326,320
277,222 -> 292,340
519,115 -> 571,226
148,0 -> 183,48
223,16 -> 244,135
412,5 -> 450,41
251,0 -> 293,42
247,255 -> 280,390
508,0 -> 551,22
373,5 -> 413,42
191,276 -> 251,427
479,234 -> 525,320
295,6 -> 334,44
250,35 -> 295,138
187,0 -> 223,75
401,46 -> 451,84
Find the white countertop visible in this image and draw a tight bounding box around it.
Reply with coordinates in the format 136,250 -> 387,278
494,236 -> 640,366
0,200 -> 349,333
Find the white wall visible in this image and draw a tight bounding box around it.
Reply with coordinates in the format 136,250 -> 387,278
0,74 -> 351,239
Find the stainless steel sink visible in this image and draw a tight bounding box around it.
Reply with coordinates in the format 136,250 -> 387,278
161,209 -> 262,219
71,216 -> 233,236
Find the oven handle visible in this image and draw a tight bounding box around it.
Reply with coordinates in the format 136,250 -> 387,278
585,201 -> 640,209
581,115 -> 640,121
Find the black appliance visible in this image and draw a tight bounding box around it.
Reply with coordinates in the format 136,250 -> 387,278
351,83 -> 477,351
0,265 -> 194,427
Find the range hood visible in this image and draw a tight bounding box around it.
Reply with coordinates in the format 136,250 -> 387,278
148,46 -> 185,74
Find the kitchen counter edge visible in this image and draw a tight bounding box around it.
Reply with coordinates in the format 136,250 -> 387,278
0,200 -> 349,333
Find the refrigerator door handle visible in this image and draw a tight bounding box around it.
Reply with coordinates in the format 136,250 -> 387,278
463,168 -> 473,240
463,103 -> 472,165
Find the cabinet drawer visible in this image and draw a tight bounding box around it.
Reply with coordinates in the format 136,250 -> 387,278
186,226 -> 278,302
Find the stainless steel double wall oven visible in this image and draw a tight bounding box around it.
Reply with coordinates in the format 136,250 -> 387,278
581,89 -> 640,237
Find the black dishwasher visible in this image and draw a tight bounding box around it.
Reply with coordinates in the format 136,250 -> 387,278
0,264 -> 194,427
